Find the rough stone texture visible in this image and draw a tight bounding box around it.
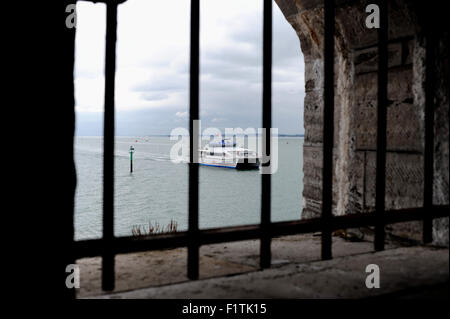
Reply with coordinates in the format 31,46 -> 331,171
275,0 -> 449,245
354,42 -> 404,74
354,66 -> 422,152
95,245 -> 449,299
364,152 -> 424,210
432,34 -> 450,246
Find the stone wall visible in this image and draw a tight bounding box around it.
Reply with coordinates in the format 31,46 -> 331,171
275,0 -> 449,245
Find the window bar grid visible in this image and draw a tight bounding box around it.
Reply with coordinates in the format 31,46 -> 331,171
321,0 -> 335,261
375,0 -> 388,252
423,24 -> 436,243
188,0 -> 200,280
102,1 -> 118,291
68,0 -> 450,294
73,206 -> 449,260
260,0 -> 273,269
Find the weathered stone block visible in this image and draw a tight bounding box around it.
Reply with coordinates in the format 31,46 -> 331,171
304,58 -> 323,92
354,84 -> 376,150
433,218 -> 449,247
354,42 -> 403,74
354,67 -> 422,152
303,90 -> 323,144
302,198 -> 321,220
432,35 -> 450,246
386,102 -> 423,151
387,66 -> 414,102
303,89 -> 341,146
347,151 -> 366,213
302,145 -> 339,218
302,145 -> 323,203
404,38 -> 414,65
363,151 -> 425,242
364,152 -> 424,210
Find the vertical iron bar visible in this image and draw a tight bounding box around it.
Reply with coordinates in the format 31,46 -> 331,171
423,23 -> 435,244
102,2 -> 118,291
188,0 -> 200,280
260,0 -> 272,269
375,0 -> 388,251
321,0 -> 334,261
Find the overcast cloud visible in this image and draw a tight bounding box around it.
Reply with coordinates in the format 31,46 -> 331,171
75,0 -> 304,136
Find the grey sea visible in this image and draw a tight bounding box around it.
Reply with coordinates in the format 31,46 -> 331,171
74,136 -> 303,240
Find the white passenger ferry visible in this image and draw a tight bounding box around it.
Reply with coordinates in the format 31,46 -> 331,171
199,139 -> 260,169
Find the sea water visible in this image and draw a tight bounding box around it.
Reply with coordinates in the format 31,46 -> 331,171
74,136 -> 303,240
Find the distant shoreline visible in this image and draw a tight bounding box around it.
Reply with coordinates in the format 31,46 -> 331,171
75,134 -> 305,138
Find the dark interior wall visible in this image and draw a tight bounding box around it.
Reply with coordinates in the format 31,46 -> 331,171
7,1 -> 76,298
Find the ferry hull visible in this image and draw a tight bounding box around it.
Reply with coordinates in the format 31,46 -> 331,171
236,158 -> 260,170
199,158 -> 260,170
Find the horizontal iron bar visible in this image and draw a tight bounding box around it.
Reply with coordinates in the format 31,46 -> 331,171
73,205 -> 449,259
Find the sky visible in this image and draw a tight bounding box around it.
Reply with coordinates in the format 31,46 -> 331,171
74,0 -> 304,136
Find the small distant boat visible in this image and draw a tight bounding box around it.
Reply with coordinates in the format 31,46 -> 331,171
199,139 -> 260,169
